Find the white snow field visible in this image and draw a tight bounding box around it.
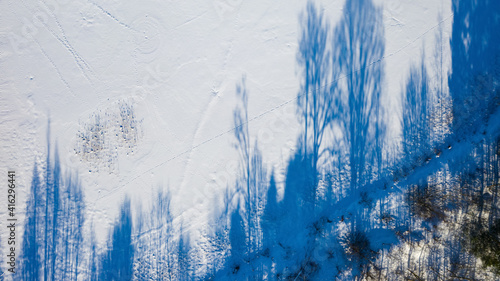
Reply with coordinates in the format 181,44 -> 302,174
0,0 -> 471,279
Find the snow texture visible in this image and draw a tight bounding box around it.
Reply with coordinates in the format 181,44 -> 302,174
1,0 -> 500,280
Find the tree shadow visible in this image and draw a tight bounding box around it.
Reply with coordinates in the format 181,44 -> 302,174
217,76 -> 270,279
281,0 -> 387,278
448,0 -> 500,231
233,76 -> 268,254
19,121 -> 86,281
133,188 -> 189,280
99,198 -> 134,281
296,1 -> 333,190
333,0 -> 386,191
449,0 -> 500,137
19,162 -> 42,281
401,58 -> 431,169
177,224 -> 193,281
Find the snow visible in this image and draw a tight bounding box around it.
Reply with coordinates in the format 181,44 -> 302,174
0,0 -> 465,279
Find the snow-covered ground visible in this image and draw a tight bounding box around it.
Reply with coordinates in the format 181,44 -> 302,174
0,0 -> 462,279
0,0 -> 451,240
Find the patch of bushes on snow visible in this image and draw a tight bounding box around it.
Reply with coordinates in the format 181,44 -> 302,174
74,100 -> 143,172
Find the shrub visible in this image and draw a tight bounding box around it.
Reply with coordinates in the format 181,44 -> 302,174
406,183 -> 446,222
467,219 -> 500,275
340,230 -> 375,277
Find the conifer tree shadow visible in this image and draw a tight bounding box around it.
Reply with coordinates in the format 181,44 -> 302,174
99,198 -> 134,281
19,162 -> 42,281
19,122 -> 86,281
177,224 -> 193,281
274,137 -> 317,277
228,202 -> 246,273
